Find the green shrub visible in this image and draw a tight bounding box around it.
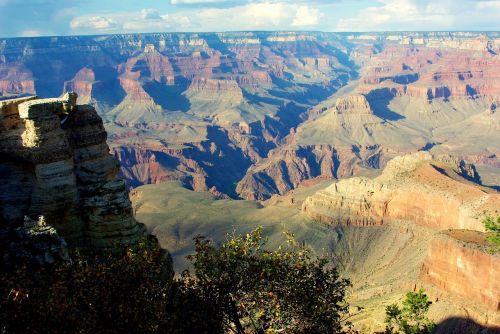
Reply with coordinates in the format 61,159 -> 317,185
1,228 -> 353,334
0,237 -> 220,334
182,227 -> 352,334
483,216 -> 500,252
385,289 -> 436,334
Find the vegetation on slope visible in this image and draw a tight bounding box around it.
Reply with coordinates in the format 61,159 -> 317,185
483,215 -> 500,252
385,289 -> 435,334
0,228 -> 352,334
183,227 -> 352,334
0,237 -> 185,333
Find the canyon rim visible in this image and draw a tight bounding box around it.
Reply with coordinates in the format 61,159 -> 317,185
0,17 -> 499,334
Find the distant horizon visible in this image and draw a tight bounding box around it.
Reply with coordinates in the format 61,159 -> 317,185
1,30 -> 499,40
1,0 -> 499,38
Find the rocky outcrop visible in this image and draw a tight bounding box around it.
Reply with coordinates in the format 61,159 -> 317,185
186,77 -> 244,103
0,216 -> 70,266
333,95 -> 373,115
421,234 -> 500,311
0,94 -> 144,249
302,152 -> 498,230
236,142 -> 390,201
301,151 -> 500,314
63,67 -> 95,104
236,71 -> 273,90
236,144 -> 342,200
0,63 -> 35,97
360,44 -> 500,102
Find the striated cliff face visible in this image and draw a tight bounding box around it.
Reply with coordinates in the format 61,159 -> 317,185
236,95 -> 400,200
302,152 -> 497,230
63,68 -> 95,104
236,144 -> 340,200
1,32 -> 499,200
421,234 -> 500,311
301,151 -> 500,313
0,94 -> 144,248
333,95 -> 373,115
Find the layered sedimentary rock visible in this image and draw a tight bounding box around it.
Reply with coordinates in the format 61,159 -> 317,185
421,234 -> 500,311
0,94 -> 144,248
302,151 -> 500,313
186,77 -> 244,102
359,44 -> 500,101
236,144 -> 340,200
333,95 -> 373,115
302,152 -> 498,231
1,32 -> 499,200
63,68 -> 95,104
236,95 -> 401,200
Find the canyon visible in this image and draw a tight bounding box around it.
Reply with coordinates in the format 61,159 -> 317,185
0,93 -> 144,249
1,31 -> 499,199
1,31 -> 499,332
131,152 -> 500,332
303,152 -> 500,312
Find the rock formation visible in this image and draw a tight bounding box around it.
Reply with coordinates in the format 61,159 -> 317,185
302,151 -> 500,313
0,216 -> 70,266
302,152 -> 496,230
333,95 -> 373,115
0,93 -> 144,249
0,32 -> 499,200
421,233 -> 499,311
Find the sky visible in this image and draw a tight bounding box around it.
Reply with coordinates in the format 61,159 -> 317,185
0,0 -> 499,38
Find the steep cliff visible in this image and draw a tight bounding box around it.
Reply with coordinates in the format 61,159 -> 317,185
0,94 -> 144,248
1,32 -> 499,200
301,152 -> 500,315
302,152 -> 496,230
421,232 -> 499,311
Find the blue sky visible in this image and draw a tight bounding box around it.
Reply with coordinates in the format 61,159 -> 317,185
0,0 -> 499,37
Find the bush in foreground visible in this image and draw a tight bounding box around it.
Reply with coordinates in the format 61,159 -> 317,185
183,227 -> 352,334
0,237 -> 175,333
1,228 -> 352,333
385,289 -> 435,334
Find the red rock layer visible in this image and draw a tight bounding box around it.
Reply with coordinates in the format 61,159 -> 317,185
302,152 -> 499,231
0,64 -> 35,96
361,46 -> 500,100
63,67 -> 95,103
421,237 -> 500,311
0,95 -> 144,248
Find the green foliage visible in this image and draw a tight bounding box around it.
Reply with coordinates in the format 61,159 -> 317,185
0,237 -> 221,334
0,228 -> 353,334
183,227 -> 352,334
385,289 -> 436,334
483,216 -> 500,252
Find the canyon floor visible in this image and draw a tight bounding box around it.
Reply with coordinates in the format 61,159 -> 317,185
131,178 -> 499,333
2,31 -> 500,333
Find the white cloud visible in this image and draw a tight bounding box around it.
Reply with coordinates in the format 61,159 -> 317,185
186,2 -> 322,31
476,0 -> 500,9
123,13 -> 192,31
335,0 -> 500,31
141,8 -> 161,20
292,5 -> 322,26
69,2 -> 324,33
20,30 -> 42,37
70,15 -> 117,30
